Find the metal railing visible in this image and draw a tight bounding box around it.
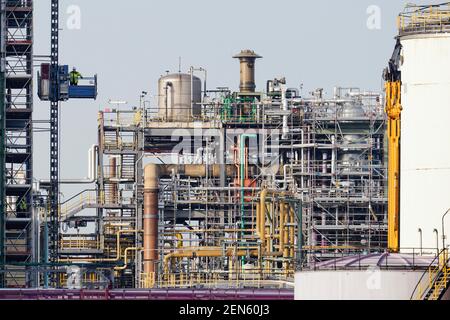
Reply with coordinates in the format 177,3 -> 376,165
398,4 -> 450,36
140,271 -> 294,290
410,248 -> 450,300
59,235 -> 101,251
298,248 -> 439,271
59,189 -> 134,219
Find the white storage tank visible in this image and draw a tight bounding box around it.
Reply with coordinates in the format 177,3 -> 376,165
158,73 -> 202,122
398,4 -> 450,250
295,253 -> 434,300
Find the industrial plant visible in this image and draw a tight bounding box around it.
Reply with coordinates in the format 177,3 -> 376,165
0,1 -> 449,301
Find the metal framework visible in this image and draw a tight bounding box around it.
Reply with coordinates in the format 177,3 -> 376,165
1,0 -> 35,287
51,80 -> 387,290
398,2 -> 450,36
48,0 -> 59,265
295,88 -> 388,263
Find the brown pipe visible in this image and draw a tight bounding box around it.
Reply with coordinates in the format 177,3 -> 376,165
144,164 -> 160,279
160,164 -> 252,178
143,163 -> 261,281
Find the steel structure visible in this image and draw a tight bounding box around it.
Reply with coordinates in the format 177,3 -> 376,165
52,62 -> 387,289
48,0 -> 59,266
296,88 -> 388,263
0,0 -> 35,288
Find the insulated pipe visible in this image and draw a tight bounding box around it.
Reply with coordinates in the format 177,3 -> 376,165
331,135 -> 336,186
259,189 -> 268,246
39,145 -> 98,185
143,163 -> 260,280
281,86 -> 289,140
160,164 -> 256,178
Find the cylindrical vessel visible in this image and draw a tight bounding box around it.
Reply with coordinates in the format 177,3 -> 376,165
233,50 -> 262,93
338,102 -> 366,173
158,73 -> 202,121
399,5 -> 450,250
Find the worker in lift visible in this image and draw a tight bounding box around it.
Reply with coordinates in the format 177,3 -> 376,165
70,67 -> 83,86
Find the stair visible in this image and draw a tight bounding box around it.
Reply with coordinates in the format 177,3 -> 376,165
424,268 -> 450,300
411,249 -> 450,300
121,154 -> 135,180
104,130 -> 119,150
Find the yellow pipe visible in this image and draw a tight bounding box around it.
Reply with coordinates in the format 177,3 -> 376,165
114,247 -> 142,271
175,233 -> 183,248
279,201 -> 285,256
259,189 -> 268,245
256,203 -> 261,239
283,204 -> 289,259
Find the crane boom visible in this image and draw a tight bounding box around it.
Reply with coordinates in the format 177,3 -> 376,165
384,40 -> 403,253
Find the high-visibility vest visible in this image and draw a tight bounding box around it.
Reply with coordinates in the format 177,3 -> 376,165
70,71 -> 82,84
19,199 -> 27,210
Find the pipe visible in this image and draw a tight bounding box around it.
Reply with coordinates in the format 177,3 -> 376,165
159,164 -> 251,178
144,164 -> 160,278
143,163 -> 260,281
163,247 -> 260,274
331,135 -> 336,186
39,145 -> 98,185
281,85 -> 289,140
114,247 -> 142,271
279,202 -> 285,257
175,233 -> 183,248
259,189 -> 268,246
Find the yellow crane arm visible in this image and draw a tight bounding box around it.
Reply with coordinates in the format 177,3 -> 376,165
385,80 -> 402,252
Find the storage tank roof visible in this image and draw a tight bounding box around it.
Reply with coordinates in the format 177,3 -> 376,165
311,253 -> 437,270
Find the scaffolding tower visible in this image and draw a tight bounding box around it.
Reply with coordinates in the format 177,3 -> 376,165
0,0 -> 35,288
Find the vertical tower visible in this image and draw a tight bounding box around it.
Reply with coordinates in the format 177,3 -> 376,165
1,0 -> 34,287
233,50 -> 262,93
398,3 -> 450,250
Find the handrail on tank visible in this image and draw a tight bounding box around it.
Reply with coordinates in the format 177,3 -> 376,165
410,247 -> 450,300
398,2 -> 450,35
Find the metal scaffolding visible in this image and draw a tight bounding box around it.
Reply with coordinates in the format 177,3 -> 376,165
52,82 -> 386,290
1,0 -> 35,288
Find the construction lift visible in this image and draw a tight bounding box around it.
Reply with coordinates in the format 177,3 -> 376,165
37,0 -> 97,285
383,39 -> 403,253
